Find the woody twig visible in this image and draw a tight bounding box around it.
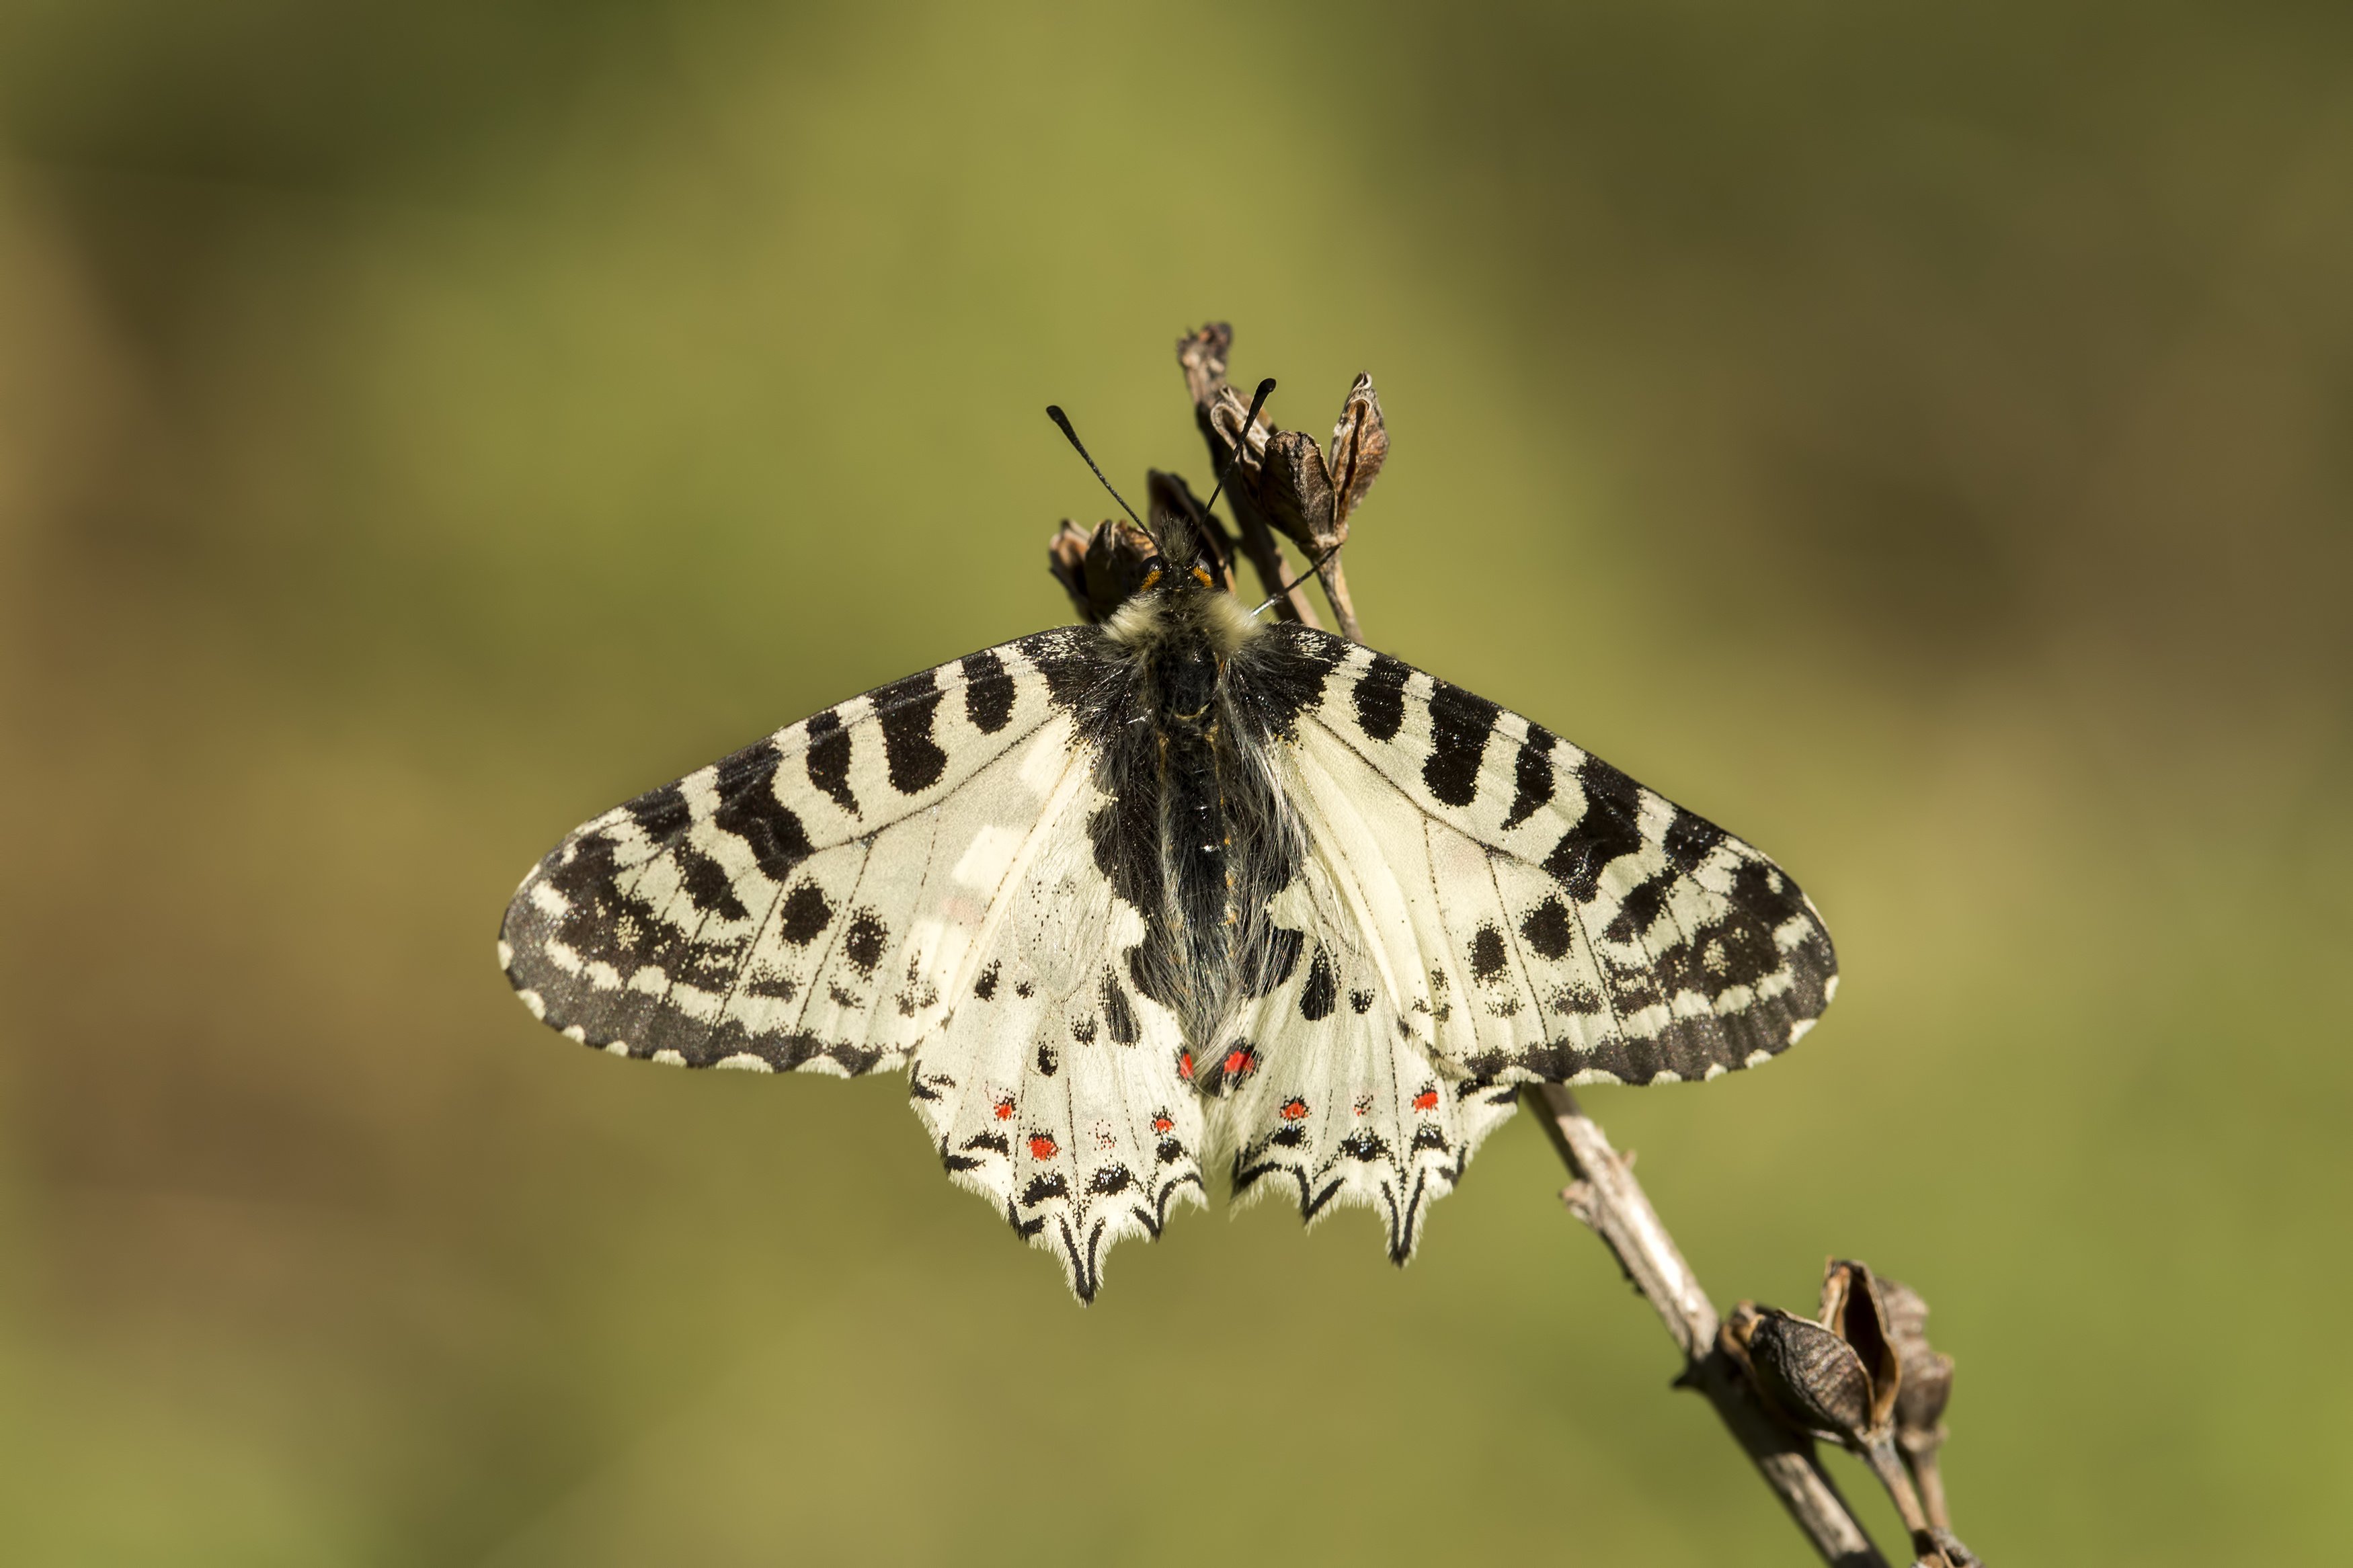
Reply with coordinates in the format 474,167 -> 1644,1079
1531,1086 -> 1895,1566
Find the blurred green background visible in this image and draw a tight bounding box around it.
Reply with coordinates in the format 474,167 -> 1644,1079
3,2 -> 2348,1563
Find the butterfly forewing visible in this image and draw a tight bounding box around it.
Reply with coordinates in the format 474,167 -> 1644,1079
499,629 -> 1103,1068
1258,626 -> 1837,1089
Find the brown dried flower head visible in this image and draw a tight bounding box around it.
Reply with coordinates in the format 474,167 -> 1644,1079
1726,1301 -> 1880,1444
1726,1260 -> 1923,1448
1045,516 -> 1158,624
1208,373 -> 1387,559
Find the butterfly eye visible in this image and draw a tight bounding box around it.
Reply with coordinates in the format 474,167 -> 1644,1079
1138,559 -> 1166,592
1190,565 -> 1216,589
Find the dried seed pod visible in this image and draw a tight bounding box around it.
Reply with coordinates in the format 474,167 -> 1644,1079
1045,517 -> 1157,622
1259,427 -> 1337,551
1880,1274 -> 1931,1345
1327,372 -> 1387,525
1250,376 -> 1388,559
1046,520 -> 1096,622
1207,382 -> 1274,478
1878,1276 -> 1956,1444
1819,1258 -> 1903,1437
1728,1302 -> 1878,1443
1177,321 -> 1232,408
1898,1352 -> 1955,1439
1176,324 -> 1321,629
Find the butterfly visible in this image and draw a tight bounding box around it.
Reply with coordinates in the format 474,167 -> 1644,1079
498,492 -> 1837,1302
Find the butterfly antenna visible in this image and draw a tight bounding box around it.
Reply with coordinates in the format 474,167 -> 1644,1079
1201,376 -> 1277,519
1252,538 -> 1344,618
1044,405 -> 1146,532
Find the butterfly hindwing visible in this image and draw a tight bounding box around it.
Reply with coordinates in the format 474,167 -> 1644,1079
1210,882 -> 1524,1264
905,769 -> 1206,1299
1193,667 -> 1523,1260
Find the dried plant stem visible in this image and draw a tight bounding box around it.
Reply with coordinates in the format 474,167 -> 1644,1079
1909,1446 -> 1952,1532
1235,507 -> 1322,628
1859,1438 -> 1956,1565
1314,555 -> 1363,642
1527,1084 -> 1890,1568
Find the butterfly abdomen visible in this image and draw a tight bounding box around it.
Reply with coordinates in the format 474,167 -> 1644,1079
1083,584 -> 1308,1056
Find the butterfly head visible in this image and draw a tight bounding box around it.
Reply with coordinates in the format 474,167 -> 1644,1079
1110,534 -> 1260,660
1043,401 -> 1247,642
1133,516 -> 1227,602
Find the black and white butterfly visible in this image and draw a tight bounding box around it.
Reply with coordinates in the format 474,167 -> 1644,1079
499,511 -> 1836,1301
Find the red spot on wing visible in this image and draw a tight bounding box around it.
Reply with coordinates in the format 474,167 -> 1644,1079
992,1098 -> 1015,1120
1178,1051 -> 1193,1079
1151,1114 -> 1173,1134
1279,1097 -> 1309,1121
1222,1047 -> 1254,1075
1028,1134 -> 1058,1160
1412,1088 -> 1440,1112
